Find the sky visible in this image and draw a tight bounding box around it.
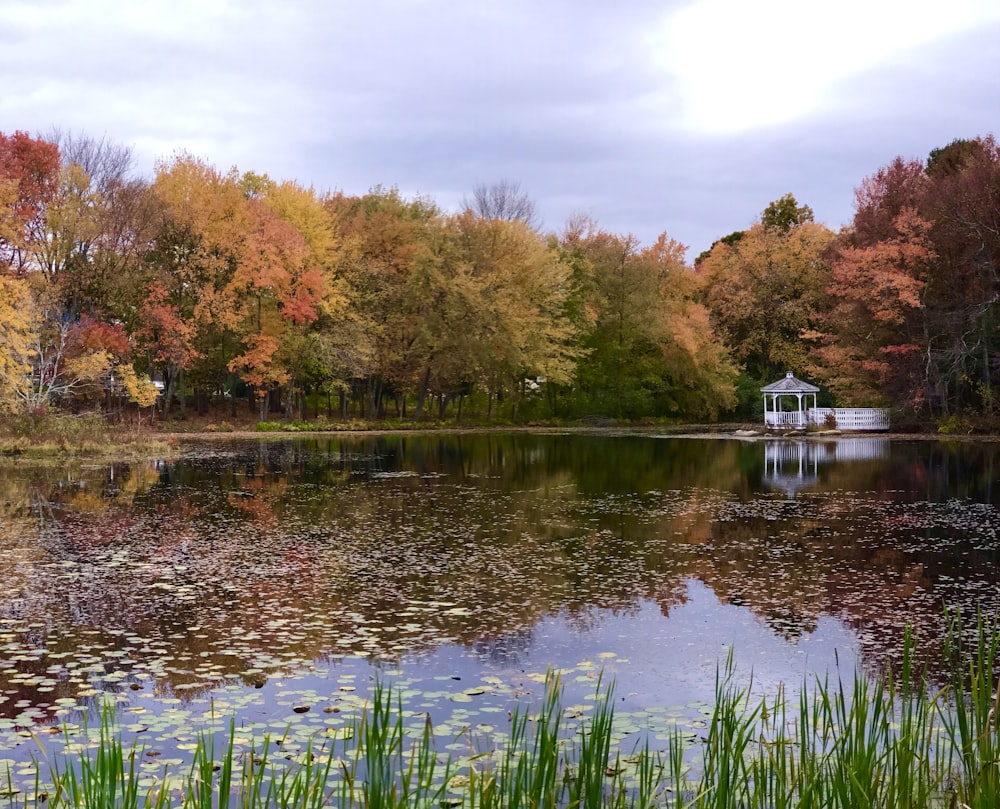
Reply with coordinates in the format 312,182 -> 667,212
3,0 -> 1000,259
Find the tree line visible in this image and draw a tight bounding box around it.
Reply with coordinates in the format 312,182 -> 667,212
1,130 -> 998,428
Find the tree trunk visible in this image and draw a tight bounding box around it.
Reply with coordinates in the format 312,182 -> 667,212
177,368 -> 186,416
414,366 -> 431,420
368,376 -> 382,419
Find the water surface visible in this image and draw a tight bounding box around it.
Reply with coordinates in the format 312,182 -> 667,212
1,433 -> 998,787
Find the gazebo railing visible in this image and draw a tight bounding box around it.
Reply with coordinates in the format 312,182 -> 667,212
764,411 -> 808,428
810,407 -> 890,431
764,408 -> 890,431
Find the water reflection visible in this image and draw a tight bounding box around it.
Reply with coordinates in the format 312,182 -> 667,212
0,434 -> 998,732
762,438 -> 890,497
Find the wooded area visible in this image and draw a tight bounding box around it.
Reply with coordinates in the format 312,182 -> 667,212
1,130 -> 998,429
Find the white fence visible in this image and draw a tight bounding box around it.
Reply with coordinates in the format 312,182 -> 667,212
764,407 -> 890,431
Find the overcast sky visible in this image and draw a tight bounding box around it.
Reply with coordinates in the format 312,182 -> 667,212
3,0 -> 999,258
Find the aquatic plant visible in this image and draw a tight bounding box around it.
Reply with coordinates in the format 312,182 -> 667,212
6,621 -> 1000,809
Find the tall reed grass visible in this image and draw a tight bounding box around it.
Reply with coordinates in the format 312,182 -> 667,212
5,618 -> 999,809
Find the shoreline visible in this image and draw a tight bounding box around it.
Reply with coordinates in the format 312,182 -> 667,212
3,422 -> 997,461
150,424 -> 1000,443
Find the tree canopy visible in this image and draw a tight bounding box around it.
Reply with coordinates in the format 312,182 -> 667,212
1,129 -> 999,429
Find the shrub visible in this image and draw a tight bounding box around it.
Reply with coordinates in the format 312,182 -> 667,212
937,414 -> 973,434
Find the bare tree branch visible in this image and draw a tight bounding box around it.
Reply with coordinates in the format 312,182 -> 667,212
463,180 -> 539,229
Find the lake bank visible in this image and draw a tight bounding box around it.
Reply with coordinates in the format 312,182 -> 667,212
4,408 -> 998,460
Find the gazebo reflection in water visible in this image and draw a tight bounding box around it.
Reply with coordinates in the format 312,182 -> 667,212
763,438 -> 890,498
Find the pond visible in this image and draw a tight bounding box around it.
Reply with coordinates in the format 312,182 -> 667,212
1,431 -> 998,790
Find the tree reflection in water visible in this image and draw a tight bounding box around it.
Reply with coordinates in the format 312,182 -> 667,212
0,433 -> 997,726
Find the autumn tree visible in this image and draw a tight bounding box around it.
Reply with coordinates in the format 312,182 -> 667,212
698,195 -> 834,412
919,136 -> 1000,417
0,131 -> 61,273
326,188 -> 580,421
134,279 -> 197,403
561,222 -> 737,419
0,178 -> 18,248
47,132 -> 160,323
0,292 -> 151,414
450,213 -> 579,418
227,192 -> 324,420
145,157 -> 335,419
850,157 -> 926,246
0,275 -> 35,411
145,153 -> 248,413
262,180 -> 349,418
640,234 -> 739,417
810,208 -> 934,405
817,137 -> 1000,420
326,187 -> 443,418
694,229 -> 745,266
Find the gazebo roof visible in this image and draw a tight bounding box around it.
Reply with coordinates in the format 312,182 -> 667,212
760,371 -> 820,394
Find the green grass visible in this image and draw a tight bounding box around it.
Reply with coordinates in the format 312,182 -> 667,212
6,622 -> 1000,809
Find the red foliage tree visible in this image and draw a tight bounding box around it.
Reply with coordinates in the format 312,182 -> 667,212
0,131 -> 61,272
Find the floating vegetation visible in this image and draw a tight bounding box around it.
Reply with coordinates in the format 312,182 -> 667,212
2,434 -> 1000,803
5,619 -> 1000,809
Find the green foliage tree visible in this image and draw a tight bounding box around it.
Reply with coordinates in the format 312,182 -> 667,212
452,212 -> 579,418
761,192 -> 814,232
560,223 -> 736,419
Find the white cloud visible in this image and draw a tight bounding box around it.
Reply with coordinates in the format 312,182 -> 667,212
651,0 -> 1000,134
2,0 -> 997,256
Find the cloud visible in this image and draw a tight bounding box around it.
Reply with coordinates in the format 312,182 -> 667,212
651,0 -> 1000,134
1,0 -> 998,260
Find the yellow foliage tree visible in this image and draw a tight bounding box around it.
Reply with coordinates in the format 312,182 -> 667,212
0,275 -> 36,412
118,364 -> 160,425
698,219 -> 834,380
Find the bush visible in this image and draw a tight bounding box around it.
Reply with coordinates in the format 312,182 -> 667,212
937,414 -> 973,434
255,420 -> 321,432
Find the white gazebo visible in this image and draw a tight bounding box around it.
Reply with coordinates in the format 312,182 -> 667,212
761,372 -> 820,429
760,371 -> 891,431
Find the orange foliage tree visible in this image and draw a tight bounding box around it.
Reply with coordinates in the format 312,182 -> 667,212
809,208 -> 934,405
814,137 -> 1000,419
